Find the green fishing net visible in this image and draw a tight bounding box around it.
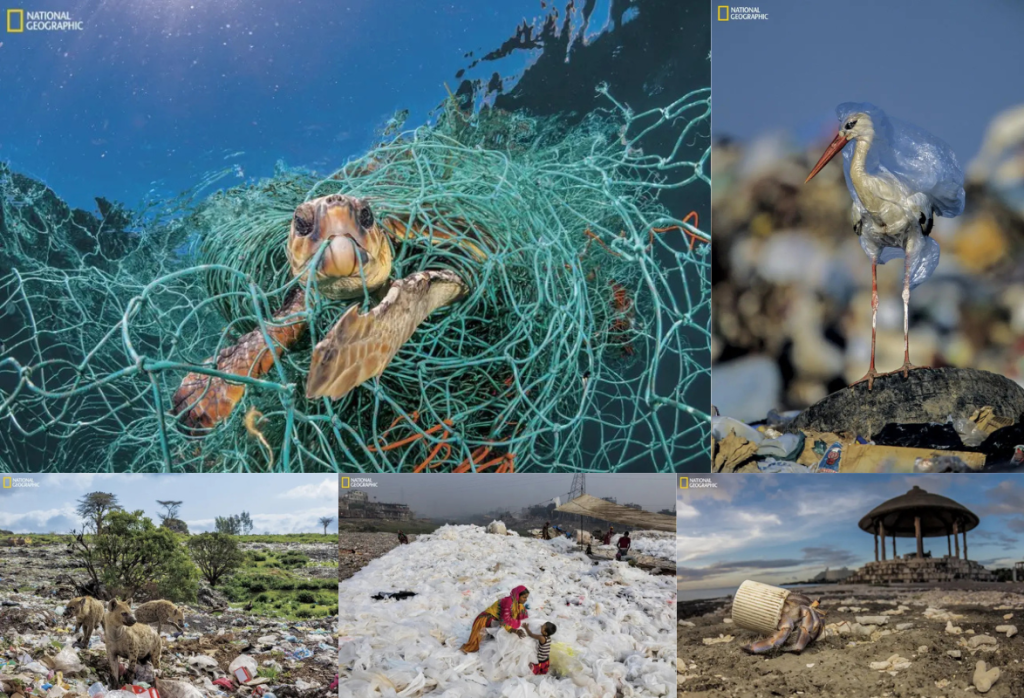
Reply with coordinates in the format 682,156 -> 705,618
0,85 -> 710,472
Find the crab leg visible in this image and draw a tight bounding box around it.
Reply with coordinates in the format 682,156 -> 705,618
741,613 -> 796,654
788,607 -> 823,653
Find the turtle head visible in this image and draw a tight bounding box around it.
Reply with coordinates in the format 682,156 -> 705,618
287,194 -> 392,299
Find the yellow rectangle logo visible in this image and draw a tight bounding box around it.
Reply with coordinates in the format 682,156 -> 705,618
717,6 -> 729,21
340,476 -> 350,489
2,476 -> 11,489
7,9 -> 24,32
679,477 -> 688,489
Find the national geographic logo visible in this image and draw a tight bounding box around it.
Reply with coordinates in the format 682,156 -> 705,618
717,6 -> 769,21
340,476 -> 377,489
682,477 -> 717,489
6,10 -> 85,32
2,476 -> 40,488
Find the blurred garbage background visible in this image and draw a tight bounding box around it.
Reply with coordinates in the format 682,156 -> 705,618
712,103 -> 1024,420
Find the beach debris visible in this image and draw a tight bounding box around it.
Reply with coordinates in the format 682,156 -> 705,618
968,634 -> 998,649
973,661 -> 1001,693
995,624 -> 1017,638
869,654 -> 912,672
855,615 -> 889,625
947,650 -> 962,659
703,635 -> 735,645
945,621 -> 963,635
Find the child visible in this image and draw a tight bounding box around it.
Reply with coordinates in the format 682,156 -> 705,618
526,622 -> 557,675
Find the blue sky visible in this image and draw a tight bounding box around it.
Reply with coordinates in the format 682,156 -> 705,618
713,0 -> 1024,162
678,474 -> 1024,591
0,474 -> 337,533
0,0 -> 592,210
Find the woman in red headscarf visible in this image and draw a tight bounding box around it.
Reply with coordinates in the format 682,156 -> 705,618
460,585 -> 530,653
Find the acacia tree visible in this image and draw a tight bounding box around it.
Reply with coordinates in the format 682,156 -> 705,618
318,516 -> 335,535
188,532 -> 243,587
76,492 -> 121,534
156,500 -> 183,522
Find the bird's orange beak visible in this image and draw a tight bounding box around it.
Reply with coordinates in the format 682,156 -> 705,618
805,132 -> 849,183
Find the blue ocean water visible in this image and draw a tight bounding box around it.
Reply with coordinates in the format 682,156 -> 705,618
0,1 -> 559,209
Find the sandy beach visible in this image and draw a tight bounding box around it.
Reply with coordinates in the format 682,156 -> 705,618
678,583 -> 1024,698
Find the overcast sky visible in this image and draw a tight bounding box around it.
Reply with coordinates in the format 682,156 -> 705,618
0,474 -> 337,534
678,474 -> 1024,595
343,474 -> 676,519
713,0 -> 1024,163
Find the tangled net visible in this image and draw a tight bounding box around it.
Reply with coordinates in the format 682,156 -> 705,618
0,85 -> 710,472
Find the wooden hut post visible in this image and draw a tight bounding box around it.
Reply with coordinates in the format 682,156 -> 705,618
953,520 -> 960,559
892,535 -> 897,558
963,528 -> 968,561
915,516 -> 924,558
879,521 -> 886,561
874,528 -> 879,562
947,532 -> 951,557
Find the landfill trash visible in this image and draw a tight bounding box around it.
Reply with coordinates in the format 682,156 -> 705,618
339,523 -> 676,697
227,655 -> 256,683
486,521 -> 508,535
1,538 -> 336,698
49,645 -> 85,675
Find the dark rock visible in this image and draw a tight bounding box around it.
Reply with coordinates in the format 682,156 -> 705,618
871,423 -> 966,451
789,368 -> 1024,438
978,421 -> 1024,466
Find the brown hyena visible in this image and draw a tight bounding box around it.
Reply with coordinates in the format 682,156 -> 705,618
134,600 -> 185,635
103,599 -> 162,683
64,596 -> 105,648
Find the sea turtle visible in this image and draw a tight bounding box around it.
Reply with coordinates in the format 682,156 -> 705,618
171,193 -> 487,431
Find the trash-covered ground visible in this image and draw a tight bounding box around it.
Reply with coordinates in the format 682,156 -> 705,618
677,584 -> 1024,697
711,104 -> 1024,468
338,533 -> 415,583
0,541 -> 337,698
339,524 -> 676,697
712,365 -> 1024,472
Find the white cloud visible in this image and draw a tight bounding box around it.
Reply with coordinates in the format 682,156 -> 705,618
279,477 -> 337,500
0,506 -> 83,533
677,502 -> 701,519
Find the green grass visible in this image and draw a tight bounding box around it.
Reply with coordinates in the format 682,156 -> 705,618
219,563 -> 337,620
244,533 -> 335,544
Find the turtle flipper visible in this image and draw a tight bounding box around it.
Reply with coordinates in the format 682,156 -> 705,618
306,270 -> 468,400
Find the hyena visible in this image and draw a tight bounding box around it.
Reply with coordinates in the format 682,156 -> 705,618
103,599 -> 162,683
64,595 -> 105,648
134,599 -> 185,635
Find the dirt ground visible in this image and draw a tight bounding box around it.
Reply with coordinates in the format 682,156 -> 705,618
678,583 -> 1024,698
339,532 -> 414,582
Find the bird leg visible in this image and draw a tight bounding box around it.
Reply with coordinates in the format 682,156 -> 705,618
850,261 -> 880,390
890,255 -> 929,378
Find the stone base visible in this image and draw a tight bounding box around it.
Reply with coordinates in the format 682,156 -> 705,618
845,556 -> 996,584
789,367 -> 1024,438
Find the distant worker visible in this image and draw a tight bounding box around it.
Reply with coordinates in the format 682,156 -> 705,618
542,521 -> 550,540
397,530 -> 409,545
602,526 -> 615,545
460,586 -> 530,653
616,531 -> 632,561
